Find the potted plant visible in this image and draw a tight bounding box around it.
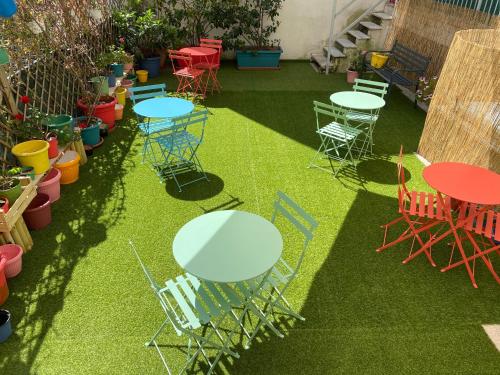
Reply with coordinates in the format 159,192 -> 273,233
0,176 -> 22,206
135,10 -> 165,78
77,95 -> 117,130
96,49 -> 117,88
226,0 -> 284,70
347,51 -> 364,83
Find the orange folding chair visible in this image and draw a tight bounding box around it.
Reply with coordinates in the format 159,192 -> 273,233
168,50 -> 205,98
193,39 -> 222,94
442,204 -> 500,284
377,146 -> 448,266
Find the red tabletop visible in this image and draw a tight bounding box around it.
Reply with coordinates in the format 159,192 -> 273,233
179,46 -> 218,65
423,162 -> 500,205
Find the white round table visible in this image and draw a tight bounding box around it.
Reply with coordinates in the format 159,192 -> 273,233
330,91 -> 385,110
173,210 -> 283,283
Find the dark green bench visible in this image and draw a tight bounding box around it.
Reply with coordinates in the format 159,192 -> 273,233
363,41 -> 430,105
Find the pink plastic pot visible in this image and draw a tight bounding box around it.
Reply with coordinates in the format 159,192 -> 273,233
23,193 -> 51,230
38,168 -> 61,203
346,70 -> 359,84
0,245 -> 23,278
0,258 -> 8,305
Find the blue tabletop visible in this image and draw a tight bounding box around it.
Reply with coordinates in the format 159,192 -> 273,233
132,97 -> 194,118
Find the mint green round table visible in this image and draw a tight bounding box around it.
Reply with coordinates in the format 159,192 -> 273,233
329,91 -> 385,110
173,210 -> 283,283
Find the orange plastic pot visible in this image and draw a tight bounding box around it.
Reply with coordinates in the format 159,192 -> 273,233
55,151 -> 80,185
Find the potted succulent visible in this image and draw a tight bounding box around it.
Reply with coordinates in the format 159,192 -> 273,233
347,51 -> 364,83
227,0 -> 284,70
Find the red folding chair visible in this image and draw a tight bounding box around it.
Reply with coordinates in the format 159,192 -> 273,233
377,146 -> 449,266
442,204 -> 500,284
193,39 -> 222,94
168,50 -> 205,98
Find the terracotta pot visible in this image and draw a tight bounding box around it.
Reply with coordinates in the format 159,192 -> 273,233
346,70 -> 359,84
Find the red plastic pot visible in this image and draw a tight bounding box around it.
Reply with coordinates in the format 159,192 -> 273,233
46,134 -> 59,159
23,193 -> 51,230
0,258 -> 8,305
77,96 -> 117,130
0,245 -> 23,278
0,198 -> 8,214
38,168 -> 61,203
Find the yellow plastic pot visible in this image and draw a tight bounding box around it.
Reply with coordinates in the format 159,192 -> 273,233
115,87 -> 127,106
55,151 -> 81,185
136,70 -> 148,83
370,53 -> 389,69
11,140 -> 50,175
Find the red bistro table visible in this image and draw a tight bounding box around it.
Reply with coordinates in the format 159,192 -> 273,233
179,46 -> 218,66
418,162 -> 500,287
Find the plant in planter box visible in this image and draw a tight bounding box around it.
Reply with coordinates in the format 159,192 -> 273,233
347,51 -> 364,83
222,0 -> 284,69
0,175 -> 21,207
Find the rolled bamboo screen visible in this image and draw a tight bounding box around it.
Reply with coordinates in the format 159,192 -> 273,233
417,29 -> 500,172
386,0 -> 499,76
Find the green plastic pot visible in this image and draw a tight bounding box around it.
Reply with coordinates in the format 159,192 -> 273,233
0,48 -> 9,66
0,178 -> 21,206
90,76 -> 109,95
43,115 -> 72,132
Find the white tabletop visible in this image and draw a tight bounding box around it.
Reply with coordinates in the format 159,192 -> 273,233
330,91 -> 385,110
173,210 -> 283,283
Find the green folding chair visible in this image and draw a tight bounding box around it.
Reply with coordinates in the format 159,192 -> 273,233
129,240 -> 241,374
232,192 -> 318,349
309,101 -> 368,176
350,78 -> 389,153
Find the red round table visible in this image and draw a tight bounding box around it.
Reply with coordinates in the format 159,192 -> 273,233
179,46 -> 218,66
423,162 -> 500,205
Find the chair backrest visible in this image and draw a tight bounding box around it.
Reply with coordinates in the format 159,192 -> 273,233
353,78 -> 389,98
169,109 -> 209,142
169,50 -> 193,73
128,240 -> 184,335
128,84 -> 167,105
199,38 -> 223,65
313,100 -> 349,130
391,41 -> 430,73
271,191 -> 318,276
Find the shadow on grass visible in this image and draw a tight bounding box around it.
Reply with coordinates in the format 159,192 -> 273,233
165,172 -> 224,201
0,114 -> 139,373
219,190 -> 500,374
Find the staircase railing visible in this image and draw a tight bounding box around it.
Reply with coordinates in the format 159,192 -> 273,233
325,0 -> 388,74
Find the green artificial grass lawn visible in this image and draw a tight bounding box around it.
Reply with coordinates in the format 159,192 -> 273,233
1,61 -> 499,374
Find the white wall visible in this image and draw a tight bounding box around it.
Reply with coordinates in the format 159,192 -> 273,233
275,0 -> 386,59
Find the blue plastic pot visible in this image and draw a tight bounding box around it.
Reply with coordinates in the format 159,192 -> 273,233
0,0 -> 17,18
236,48 -> 282,70
110,63 -> 124,78
0,309 -> 12,343
108,74 -> 116,88
73,116 -> 102,146
140,56 -> 161,78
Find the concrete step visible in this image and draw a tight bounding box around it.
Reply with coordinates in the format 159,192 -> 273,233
322,46 -> 345,58
311,53 -> 328,70
359,21 -> 383,30
372,12 -> 393,21
347,30 -> 370,40
336,38 -> 357,49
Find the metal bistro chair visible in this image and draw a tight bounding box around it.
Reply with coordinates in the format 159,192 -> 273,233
309,101 -> 367,177
169,50 -> 205,99
193,38 -> 223,95
350,78 -> 389,154
129,240 -> 241,375
153,110 -> 209,191
232,192 -> 318,349
129,84 -> 172,163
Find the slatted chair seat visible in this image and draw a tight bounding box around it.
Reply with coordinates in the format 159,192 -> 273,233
346,111 -> 379,124
155,131 -> 201,150
174,67 -> 204,78
317,121 -> 363,142
137,120 -> 173,135
460,204 -> 500,242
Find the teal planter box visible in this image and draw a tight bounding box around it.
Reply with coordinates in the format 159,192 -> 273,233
236,49 -> 282,70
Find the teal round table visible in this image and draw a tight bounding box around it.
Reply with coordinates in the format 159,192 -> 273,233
329,91 -> 385,110
173,210 -> 283,283
132,97 -> 194,118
